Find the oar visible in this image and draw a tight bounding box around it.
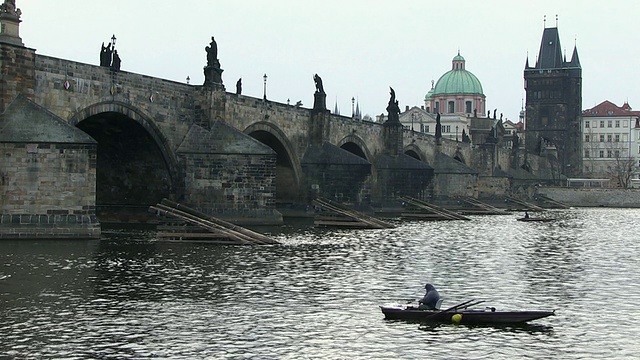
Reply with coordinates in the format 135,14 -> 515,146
462,300 -> 486,309
422,299 -> 477,320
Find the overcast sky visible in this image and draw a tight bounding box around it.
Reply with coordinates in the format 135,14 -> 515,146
18,1 -> 639,122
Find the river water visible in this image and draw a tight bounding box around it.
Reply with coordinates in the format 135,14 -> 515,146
1,208 -> 640,359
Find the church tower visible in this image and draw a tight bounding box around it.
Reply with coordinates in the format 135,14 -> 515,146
524,19 -> 582,177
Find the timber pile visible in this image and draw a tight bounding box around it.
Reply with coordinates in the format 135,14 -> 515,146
149,199 -> 278,245
505,196 -> 547,212
400,196 -> 471,221
312,197 -> 395,229
459,197 -> 510,215
535,194 -> 570,209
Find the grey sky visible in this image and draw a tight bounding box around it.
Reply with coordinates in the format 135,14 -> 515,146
18,1 -> 639,121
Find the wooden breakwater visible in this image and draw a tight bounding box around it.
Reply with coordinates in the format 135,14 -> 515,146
312,197 -> 395,229
399,196 -> 471,221
149,199 -> 278,245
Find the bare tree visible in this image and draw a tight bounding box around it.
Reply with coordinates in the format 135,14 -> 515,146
607,152 -> 635,188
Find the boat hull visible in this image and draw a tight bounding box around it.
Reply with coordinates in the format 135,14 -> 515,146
517,218 -> 555,222
380,306 -> 554,325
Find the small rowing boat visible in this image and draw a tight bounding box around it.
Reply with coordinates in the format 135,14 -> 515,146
380,301 -> 554,325
517,217 -> 555,222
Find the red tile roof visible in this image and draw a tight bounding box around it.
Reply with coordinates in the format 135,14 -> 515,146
583,100 -> 640,117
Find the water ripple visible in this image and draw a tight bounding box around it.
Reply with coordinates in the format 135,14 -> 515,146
2,208 -> 640,358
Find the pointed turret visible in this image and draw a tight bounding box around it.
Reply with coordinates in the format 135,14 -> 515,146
569,45 -> 581,67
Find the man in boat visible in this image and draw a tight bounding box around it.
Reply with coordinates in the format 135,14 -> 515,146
524,211 -> 530,219
418,283 -> 440,310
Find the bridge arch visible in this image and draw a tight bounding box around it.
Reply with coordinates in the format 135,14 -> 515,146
404,143 -> 428,163
243,121 -> 303,205
453,148 -> 467,164
69,101 -> 181,221
337,133 -> 373,162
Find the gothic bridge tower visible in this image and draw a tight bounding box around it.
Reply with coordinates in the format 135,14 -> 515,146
524,20 -> 582,177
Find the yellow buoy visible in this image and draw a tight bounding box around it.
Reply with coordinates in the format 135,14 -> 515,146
451,313 -> 462,324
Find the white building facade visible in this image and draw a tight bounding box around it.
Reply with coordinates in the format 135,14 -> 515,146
581,100 -> 640,185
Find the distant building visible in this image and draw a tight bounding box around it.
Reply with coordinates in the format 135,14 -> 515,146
581,100 -> 640,185
398,105 -> 469,142
524,24 -> 582,177
502,119 -> 521,149
425,52 -> 486,117
390,51 -> 520,146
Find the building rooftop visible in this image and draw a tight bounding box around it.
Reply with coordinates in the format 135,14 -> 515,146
582,100 -> 640,117
432,52 -> 484,96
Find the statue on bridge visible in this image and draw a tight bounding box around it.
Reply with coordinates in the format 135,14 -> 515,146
111,50 -> 121,72
435,113 -> 442,139
385,87 -> 400,123
236,78 -> 242,95
1,0 -> 21,17
313,74 -> 325,94
204,36 -> 224,87
205,36 -> 218,67
312,74 -> 327,112
99,42 -> 112,67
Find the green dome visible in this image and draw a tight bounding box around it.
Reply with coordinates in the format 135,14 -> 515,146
433,69 -> 483,95
424,88 -> 435,101
432,53 -> 484,96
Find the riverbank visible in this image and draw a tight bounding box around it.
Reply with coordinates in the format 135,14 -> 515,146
537,186 -> 640,207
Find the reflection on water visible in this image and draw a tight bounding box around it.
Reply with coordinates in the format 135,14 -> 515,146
1,208 -> 640,359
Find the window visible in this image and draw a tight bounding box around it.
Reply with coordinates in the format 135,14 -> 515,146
585,121 -> 590,128
600,134 -> 605,142
599,150 -> 605,158
448,101 -> 455,113
444,125 -> 451,133
615,150 -> 620,158
600,120 -> 605,128
615,120 -> 620,128
585,135 -> 590,142
607,134 -> 612,142
585,149 -> 590,158
425,125 -> 429,133
607,150 -> 613,158
608,120 -> 613,128
615,134 -> 620,142
465,101 -> 472,114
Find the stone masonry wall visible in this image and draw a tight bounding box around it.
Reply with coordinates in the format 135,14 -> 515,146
0,142 -> 100,238
33,55 -> 196,151
0,43 -> 35,112
178,152 -> 280,223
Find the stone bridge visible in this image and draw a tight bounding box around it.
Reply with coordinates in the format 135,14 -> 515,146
1,24 -> 540,237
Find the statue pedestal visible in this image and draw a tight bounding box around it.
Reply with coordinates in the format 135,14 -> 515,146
203,66 -> 224,88
312,91 -> 327,113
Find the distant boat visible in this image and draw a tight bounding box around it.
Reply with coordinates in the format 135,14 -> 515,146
380,304 -> 555,325
517,217 -> 555,222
